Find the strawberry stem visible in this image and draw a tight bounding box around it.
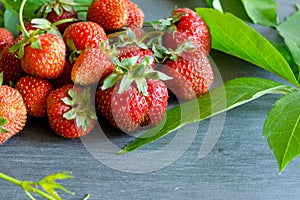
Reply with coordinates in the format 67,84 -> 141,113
60,0 -> 90,7
52,17 -> 78,27
0,173 -> 56,200
0,71 -> 3,85
19,0 -> 29,38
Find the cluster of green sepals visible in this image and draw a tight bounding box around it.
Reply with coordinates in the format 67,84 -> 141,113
62,87 -> 97,131
35,0 -> 88,18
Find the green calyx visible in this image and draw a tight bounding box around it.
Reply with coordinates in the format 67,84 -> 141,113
152,39 -> 195,63
104,28 -> 173,96
62,88 -> 97,131
9,29 -> 44,58
150,12 -> 185,31
35,0 -> 88,18
102,55 -> 172,96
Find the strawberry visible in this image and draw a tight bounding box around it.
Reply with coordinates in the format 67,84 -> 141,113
161,47 -> 214,100
0,43 -> 22,85
15,76 -> 53,117
87,0 -> 128,32
0,72 -> 27,144
96,78 -> 168,132
0,28 -> 14,52
71,46 -> 114,86
47,84 -> 97,138
155,8 -> 211,54
125,0 -> 144,29
12,33 -> 66,79
96,55 -> 170,132
63,21 -> 107,51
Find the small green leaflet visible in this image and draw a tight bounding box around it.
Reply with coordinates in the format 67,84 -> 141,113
241,0 -> 278,27
38,172 -> 75,200
277,5 -> 300,68
196,8 -> 299,88
3,8 -> 19,37
263,92 -> 300,173
119,77 -> 298,153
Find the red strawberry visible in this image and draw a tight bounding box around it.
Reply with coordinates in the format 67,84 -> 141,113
51,59 -> 73,89
96,55 -> 170,132
0,43 -> 22,85
47,84 -> 96,138
0,28 -> 14,52
161,8 -> 211,54
161,47 -> 214,100
15,76 -> 53,117
0,73 -> 27,144
71,46 -> 114,86
87,0 -> 128,32
125,0 -> 144,29
96,78 -> 168,132
20,33 -> 66,79
63,21 -> 107,51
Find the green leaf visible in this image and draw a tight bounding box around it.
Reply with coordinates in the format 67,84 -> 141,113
272,42 -> 300,82
241,0 -> 278,27
206,0 -> 224,12
196,8 -> 300,87
277,5 -> 300,67
3,8 -> 19,37
39,172 -> 75,199
119,77 -> 298,153
214,0 -> 250,22
263,92 -> 300,172
1,0 -> 49,22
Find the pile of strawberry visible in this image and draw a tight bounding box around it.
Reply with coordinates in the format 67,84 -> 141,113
0,0 -> 213,144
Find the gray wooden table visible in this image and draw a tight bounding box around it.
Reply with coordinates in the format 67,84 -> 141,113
1,0 -> 300,199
